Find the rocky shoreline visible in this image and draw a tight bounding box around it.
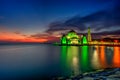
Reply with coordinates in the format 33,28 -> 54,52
55,68 -> 120,80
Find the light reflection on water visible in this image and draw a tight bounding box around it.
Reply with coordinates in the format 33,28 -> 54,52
91,46 -> 101,69
113,46 -> 120,67
0,44 -> 120,78
60,45 -> 120,77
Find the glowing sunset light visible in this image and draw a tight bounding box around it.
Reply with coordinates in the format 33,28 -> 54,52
20,38 -> 48,43
0,31 -> 48,43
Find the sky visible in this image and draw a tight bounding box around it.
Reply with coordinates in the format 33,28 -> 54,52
0,0 -> 120,43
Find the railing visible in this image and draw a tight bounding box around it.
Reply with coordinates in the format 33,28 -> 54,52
56,41 -> 120,46
88,41 -> 120,46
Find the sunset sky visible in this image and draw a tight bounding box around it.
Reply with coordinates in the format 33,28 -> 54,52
0,0 -> 120,43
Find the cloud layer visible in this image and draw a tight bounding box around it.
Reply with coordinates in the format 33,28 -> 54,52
46,4 -> 120,37
1,3 -> 120,43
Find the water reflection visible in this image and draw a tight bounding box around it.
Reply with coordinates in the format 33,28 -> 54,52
81,46 -> 91,72
99,46 -> 107,68
61,46 -> 80,76
0,44 -> 120,78
61,45 -> 120,77
113,46 -> 120,67
91,46 -> 101,69
67,46 -> 79,75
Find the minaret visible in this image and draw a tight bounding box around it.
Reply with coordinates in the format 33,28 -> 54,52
88,27 -> 92,42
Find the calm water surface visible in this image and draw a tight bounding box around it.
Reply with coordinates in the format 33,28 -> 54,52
0,44 -> 120,79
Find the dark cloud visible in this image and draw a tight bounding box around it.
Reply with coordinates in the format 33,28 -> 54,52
89,29 -> 120,39
46,16 -> 87,34
30,33 -> 49,39
46,4 -> 120,35
14,31 -> 21,34
29,33 -> 59,42
94,29 -> 120,35
22,35 -> 27,37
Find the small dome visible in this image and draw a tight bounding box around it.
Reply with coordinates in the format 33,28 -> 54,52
68,29 -> 76,33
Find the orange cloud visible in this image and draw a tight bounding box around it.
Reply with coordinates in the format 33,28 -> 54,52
0,27 -> 55,43
0,32 -> 24,42
0,26 -> 61,43
29,33 -> 60,42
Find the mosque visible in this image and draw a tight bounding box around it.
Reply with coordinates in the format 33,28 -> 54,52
60,27 -> 92,45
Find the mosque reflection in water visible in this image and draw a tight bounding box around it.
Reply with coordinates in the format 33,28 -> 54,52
61,46 -> 120,76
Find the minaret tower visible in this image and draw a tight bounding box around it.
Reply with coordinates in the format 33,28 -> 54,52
88,27 -> 92,42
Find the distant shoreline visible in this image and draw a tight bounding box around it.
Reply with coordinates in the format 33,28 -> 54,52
54,43 -> 120,46
0,42 -> 52,45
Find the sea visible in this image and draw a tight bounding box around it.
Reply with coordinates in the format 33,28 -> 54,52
0,44 -> 120,79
